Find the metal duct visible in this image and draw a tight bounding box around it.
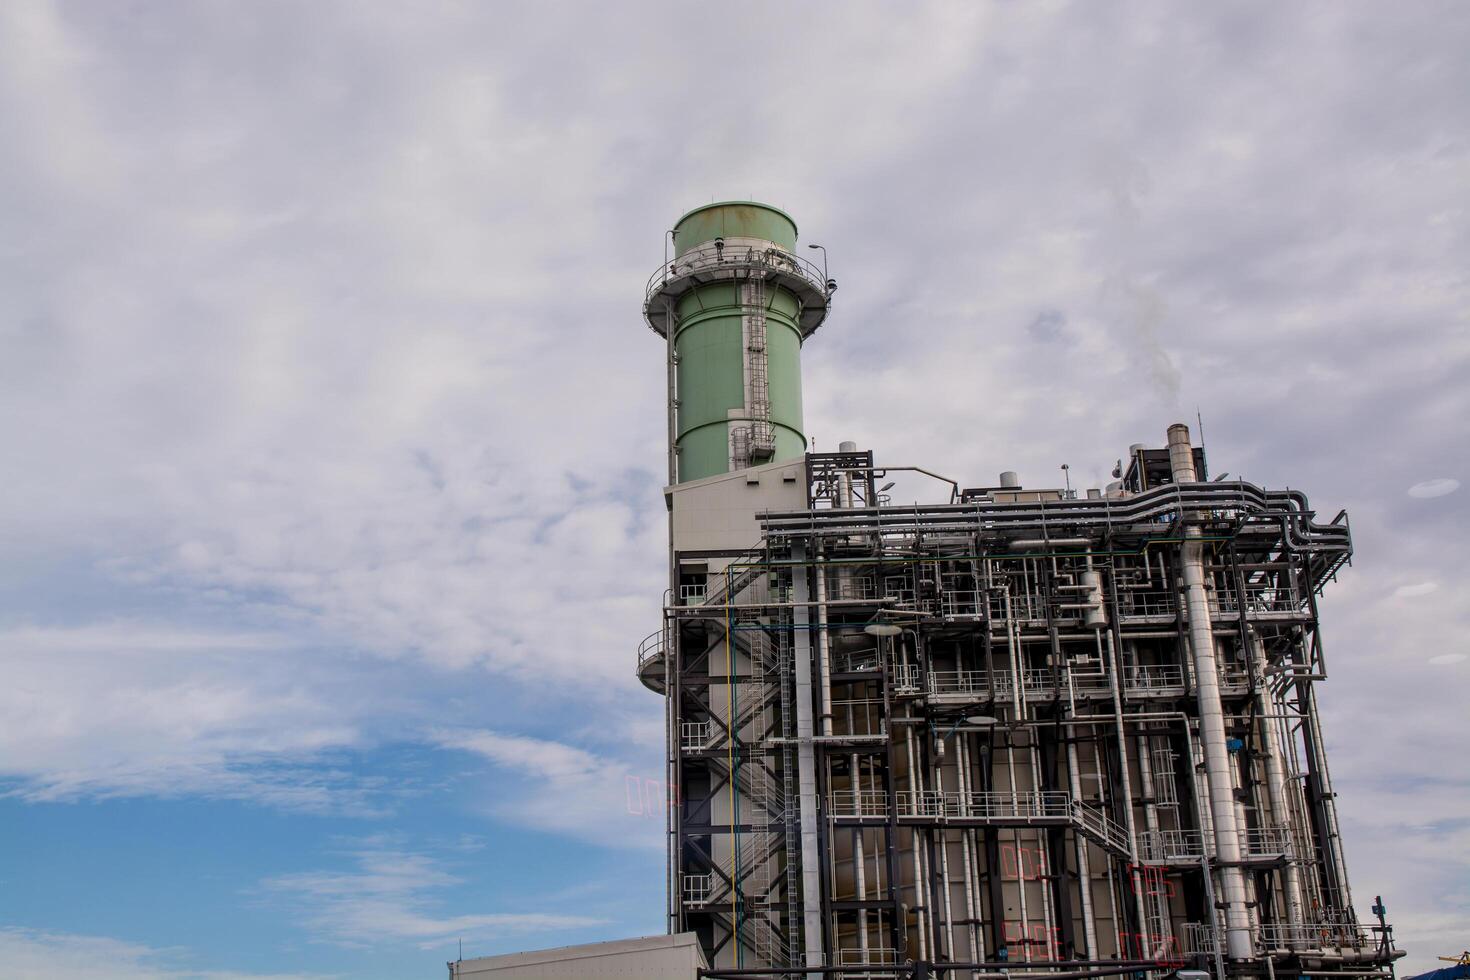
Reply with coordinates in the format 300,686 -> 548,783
1169,423 -> 1253,961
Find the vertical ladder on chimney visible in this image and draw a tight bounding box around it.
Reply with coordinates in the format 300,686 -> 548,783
746,274 -> 775,462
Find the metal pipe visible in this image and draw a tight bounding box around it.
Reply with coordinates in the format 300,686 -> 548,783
665,618 -> 677,934
906,721 -> 929,961
1065,723 -> 1098,959
957,735 -> 985,967
1299,677 -> 1353,909
826,464 -> 960,501
665,298 -> 679,484
1102,628 -> 1149,946
1199,854 -> 1229,980
726,576 -> 741,963
1091,739 -> 1122,952
1005,731 -> 1027,961
935,754 -> 956,961
672,597 -> 897,613
816,546 -> 834,735
759,481 -> 1342,537
1028,733 -> 1057,964
854,830 -> 870,955
852,753 -> 870,958
789,542 -> 826,972
1136,732 -> 1160,838
1010,537 -> 1093,550
1004,593 -> 1024,723
1251,633 -> 1304,927
1274,692 -> 1321,913
1133,729 -> 1164,958
1168,423 -> 1251,961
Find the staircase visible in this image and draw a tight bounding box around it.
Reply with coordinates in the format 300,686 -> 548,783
699,549 -> 769,611
1072,798 -> 1135,858
690,571 -> 801,970
749,912 -> 792,968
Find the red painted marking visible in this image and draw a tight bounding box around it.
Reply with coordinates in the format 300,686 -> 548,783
1002,844 -> 1047,880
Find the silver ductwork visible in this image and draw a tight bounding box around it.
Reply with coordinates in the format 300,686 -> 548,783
1169,423 -> 1253,961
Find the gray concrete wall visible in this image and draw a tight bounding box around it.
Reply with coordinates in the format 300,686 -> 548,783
668,458 -> 805,558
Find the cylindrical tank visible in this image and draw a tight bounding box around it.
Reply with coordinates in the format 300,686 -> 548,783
645,202 -> 831,483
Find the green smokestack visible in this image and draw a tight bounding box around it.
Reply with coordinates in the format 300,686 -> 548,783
644,202 -> 833,483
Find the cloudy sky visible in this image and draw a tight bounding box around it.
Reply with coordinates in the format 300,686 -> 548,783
1,1 -> 1466,976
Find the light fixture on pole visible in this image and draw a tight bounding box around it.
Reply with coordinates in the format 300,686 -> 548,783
933,711 -> 999,757
863,612 -> 902,637
807,243 -> 835,295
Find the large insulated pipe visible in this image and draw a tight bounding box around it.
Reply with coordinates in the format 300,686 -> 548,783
790,542 -> 826,971
1091,741 -> 1123,942
1065,726 -> 1098,959
1003,738 -> 1028,961
1168,423 -> 1252,960
852,753 -> 870,958
1103,629 -> 1149,944
816,545 -> 834,734
905,722 -> 930,961
956,736 -> 985,963
838,441 -> 858,508
933,755 -> 956,960
1136,733 -> 1161,839
1028,737 -> 1057,961
644,202 -> 832,483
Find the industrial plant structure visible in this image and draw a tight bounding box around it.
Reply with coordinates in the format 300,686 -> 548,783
637,202 -> 1402,979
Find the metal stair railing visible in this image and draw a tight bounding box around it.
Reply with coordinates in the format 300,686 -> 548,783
1071,798 -> 1135,857
635,627 -> 666,677
1257,918 -> 1372,952
1138,825 -> 1294,863
716,625 -> 783,747
646,239 -> 828,319
698,547 -> 771,611
748,911 -> 792,967
827,788 -> 1137,858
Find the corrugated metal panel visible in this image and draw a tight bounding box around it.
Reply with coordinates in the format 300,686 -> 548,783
450,933 -> 706,979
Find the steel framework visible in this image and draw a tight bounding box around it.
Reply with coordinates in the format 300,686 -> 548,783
639,431 -> 1402,980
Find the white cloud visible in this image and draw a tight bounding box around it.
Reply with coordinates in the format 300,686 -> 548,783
1336,814 -> 1470,970
1408,478 -> 1461,498
0,624 -> 375,812
433,729 -> 600,782
1392,581 -> 1440,599
0,926 -> 330,980
262,845 -> 603,949
0,621 -> 663,825
0,1 -> 1466,972
432,728 -> 662,851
